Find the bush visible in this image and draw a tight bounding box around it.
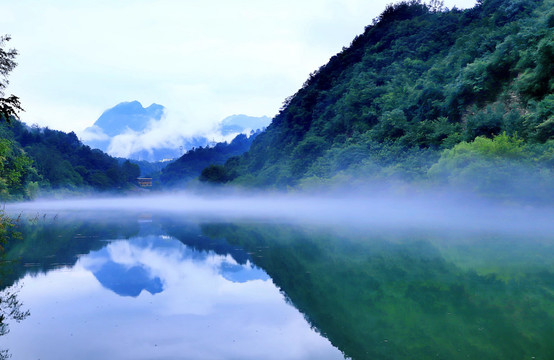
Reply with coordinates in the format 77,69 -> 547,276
200,165 -> 229,183
428,133 -> 553,201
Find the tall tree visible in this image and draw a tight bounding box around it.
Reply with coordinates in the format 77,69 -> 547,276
0,35 -> 22,121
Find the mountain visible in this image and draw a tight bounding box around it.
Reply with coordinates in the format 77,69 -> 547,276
80,101 -> 196,161
202,0 -> 554,201
160,131 -> 261,186
81,102 -> 270,162
82,101 -> 164,151
97,101 -> 165,137
119,158 -> 172,178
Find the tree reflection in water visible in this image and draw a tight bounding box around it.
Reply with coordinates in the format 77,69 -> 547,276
202,222 -> 554,360
0,285 -> 30,359
0,212 -> 30,360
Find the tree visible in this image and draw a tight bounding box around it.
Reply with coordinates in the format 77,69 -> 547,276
200,165 -> 229,183
0,35 -> 23,121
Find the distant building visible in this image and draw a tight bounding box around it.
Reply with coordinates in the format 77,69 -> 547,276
137,177 -> 152,187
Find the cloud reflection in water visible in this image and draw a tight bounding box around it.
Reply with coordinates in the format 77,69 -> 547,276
3,231 -> 343,360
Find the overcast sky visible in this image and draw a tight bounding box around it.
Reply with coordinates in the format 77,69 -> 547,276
1,0 -> 477,135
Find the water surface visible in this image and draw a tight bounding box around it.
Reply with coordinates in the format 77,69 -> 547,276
1,214 -> 344,360
2,202 -> 553,360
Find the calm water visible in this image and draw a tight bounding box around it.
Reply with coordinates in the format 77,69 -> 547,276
1,208 -> 553,360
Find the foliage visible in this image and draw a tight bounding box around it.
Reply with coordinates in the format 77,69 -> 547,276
121,158 -> 168,178
203,0 -> 554,199
429,133 -> 554,201
0,34 -> 141,198
199,165 -> 230,183
0,35 -> 23,122
0,139 -> 38,201
160,131 -> 260,186
0,120 -> 141,197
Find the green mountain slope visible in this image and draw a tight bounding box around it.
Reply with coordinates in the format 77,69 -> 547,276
160,131 -> 261,186
208,0 -> 553,197
0,119 -> 140,199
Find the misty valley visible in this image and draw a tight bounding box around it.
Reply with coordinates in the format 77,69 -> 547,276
1,202 -> 553,360
1,0 -> 554,358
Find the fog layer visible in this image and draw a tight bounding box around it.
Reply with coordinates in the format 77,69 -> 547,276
7,188 -> 553,236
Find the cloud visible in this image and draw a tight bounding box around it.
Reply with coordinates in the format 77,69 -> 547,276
79,105 -> 265,159
102,109 -> 232,159
80,125 -> 109,142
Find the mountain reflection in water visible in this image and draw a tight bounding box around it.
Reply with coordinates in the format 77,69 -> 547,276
202,222 -> 554,360
2,208 -> 553,360
1,215 -> 344,360
87,233 -> 269,297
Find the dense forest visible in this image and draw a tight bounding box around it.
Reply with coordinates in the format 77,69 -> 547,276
205,0 -> 553,201
160,130 -> 261,186
0,120 -> 140,200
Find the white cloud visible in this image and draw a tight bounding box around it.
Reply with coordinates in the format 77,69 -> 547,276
103,109 -> 219,158
80,125 -> 109,142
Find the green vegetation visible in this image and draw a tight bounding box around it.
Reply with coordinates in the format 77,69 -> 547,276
0,36 -> 29,353
429,132 -> 553,200
160,131 -> 260,186
122,158 -> 169,178
0,35 -> 22,122
0,35 -> 34,201
206,0 -> 554,199
0,120 -> 141,199
0,138 -> 38,200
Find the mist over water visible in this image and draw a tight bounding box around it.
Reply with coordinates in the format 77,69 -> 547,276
7,187 -> 554,236
3,185 -> 553,360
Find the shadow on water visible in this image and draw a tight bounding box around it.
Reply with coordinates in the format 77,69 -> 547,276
202,222 -> 554,360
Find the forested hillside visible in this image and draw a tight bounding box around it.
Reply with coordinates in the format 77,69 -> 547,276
161,131 -> 261,186
0,120 -> 140,200
207,0 -> 553,200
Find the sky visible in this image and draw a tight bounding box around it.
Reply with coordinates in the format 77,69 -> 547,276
1,0 -> 477,138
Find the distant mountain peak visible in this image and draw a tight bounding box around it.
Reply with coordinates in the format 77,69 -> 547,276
94,100 -> 165,137
81,101 -> 270,162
